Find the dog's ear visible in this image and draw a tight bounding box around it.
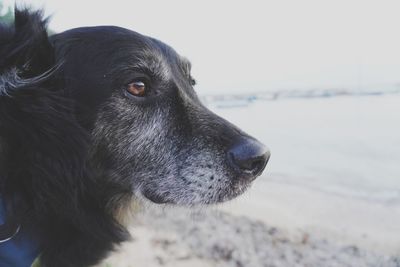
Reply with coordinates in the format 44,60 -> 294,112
0,8 -> 58,210
0,10 -> 128,263
0,8 -> 54,77
0,9 -> 85,224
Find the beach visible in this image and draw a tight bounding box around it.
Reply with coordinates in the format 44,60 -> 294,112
99,93 -> 400,267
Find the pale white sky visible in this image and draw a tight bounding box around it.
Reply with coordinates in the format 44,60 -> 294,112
4,0 -> 400,94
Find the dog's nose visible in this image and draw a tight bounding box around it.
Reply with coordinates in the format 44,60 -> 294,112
227,138 -> 270,179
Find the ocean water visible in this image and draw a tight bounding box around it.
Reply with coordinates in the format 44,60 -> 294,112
206,92 -> 400,205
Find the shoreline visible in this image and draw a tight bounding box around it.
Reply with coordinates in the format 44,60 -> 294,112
218,173 -> 400,256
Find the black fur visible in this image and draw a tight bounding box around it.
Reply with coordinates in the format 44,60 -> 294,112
0,7 -> 269,267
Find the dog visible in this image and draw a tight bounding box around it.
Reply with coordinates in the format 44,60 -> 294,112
0,8 -> 270,267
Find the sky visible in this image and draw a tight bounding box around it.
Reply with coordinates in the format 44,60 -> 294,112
3,0 -> 400,95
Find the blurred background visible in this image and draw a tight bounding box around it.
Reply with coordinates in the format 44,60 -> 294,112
1,0 -> 399,266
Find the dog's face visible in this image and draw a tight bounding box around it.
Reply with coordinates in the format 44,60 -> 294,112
51,26 -> 270,206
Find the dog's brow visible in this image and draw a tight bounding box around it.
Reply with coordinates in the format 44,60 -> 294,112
133,49 -> 171,81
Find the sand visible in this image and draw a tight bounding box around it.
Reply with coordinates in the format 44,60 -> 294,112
219,174 -> 400,256
98,206 -> 399,267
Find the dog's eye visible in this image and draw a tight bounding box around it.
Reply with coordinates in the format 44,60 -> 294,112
126,80 -> 146,97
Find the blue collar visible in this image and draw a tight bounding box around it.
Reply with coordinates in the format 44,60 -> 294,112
0,197 -> 40,267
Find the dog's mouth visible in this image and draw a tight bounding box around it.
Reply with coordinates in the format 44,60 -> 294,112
140,175 -> 255,206
142,188 -> 173,204
138,141 -> 270,206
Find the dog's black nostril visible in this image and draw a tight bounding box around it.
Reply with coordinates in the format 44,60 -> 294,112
227,138 -> 270,179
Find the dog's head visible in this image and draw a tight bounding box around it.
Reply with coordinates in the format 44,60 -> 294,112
2,10 -> 270,207
0,8 -> 271,266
